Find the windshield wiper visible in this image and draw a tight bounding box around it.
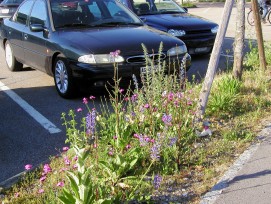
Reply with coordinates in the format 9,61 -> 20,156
55,23 -> 91,28
91,22 -> 143,27
159,10 -> 183,14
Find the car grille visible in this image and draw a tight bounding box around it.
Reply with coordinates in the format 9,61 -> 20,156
126,53 -> 166,64
186,29 -> 212,35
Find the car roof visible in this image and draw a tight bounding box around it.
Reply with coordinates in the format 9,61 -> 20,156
1,0 -> 24,5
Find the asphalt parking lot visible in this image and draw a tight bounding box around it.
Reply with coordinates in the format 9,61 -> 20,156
1,1 -> 271,188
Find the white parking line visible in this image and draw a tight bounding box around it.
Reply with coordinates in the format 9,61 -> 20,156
0,81 -> 61,134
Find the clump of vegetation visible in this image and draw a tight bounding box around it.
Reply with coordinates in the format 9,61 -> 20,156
2,42 -> 271,203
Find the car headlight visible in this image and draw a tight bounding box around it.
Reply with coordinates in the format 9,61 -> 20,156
167,45 -> 187,56
78,54 -> 124,64
168,29 -> 186,37
211,26 -> 219,33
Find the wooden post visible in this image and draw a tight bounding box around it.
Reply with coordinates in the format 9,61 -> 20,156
196,0 -> 234,121
252,0 -> 267,70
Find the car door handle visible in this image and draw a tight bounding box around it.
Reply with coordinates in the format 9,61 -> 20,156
23,33 -> 28,40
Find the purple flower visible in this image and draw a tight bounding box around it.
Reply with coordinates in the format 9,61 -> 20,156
38,189 -> 44,194
119,88 -> 124,93
86,108 -> 96,136
168,137 -> 177,147
25,164 -> 32,170
131,94 -> 138,102
77,108 -> 82,112
57,181 -> 65,187
162,113 -> 172,126
167,92 -> 174,101
43,164 -> 52,174
153,174 -> 162,189
89,95 -> 96,100
73,155 -> 78,161
126,144 -> 131,150
62,146 -> 69,152
144,104 -> 150,109
64,157 -> 71,166
40,176 -> 47,182
150,143 -> 161,161
83,97 -> 88,104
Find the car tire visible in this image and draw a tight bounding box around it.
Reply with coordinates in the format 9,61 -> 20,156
53,56 -> 76,98
5,41 -> 23,71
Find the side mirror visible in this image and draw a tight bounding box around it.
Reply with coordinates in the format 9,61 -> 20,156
30,24 -> 44,32
183,7 -> 188,12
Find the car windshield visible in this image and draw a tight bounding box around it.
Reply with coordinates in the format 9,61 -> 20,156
1,0 -> 23,4
50,0 -> 143,28
120,0 -> 186,15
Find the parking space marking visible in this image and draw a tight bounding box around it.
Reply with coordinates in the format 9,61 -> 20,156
0,81 -> 61,134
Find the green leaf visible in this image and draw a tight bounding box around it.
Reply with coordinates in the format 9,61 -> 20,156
66,174 -> 80,199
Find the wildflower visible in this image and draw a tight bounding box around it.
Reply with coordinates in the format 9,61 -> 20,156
25,164 -> 32,170
113,135 -> 118,140
89,95 -> 96,100
93,143 -> 98,148
162,90 -> 167,97
77,108 -> 82,112
73,155 -> 78,161
57,181 -> 65,187
126,144 -> 131,150
39,176 -> 47,182
73,164 -> 78,169
108,148 -> 114,156
168,137 -> 177,147
62,146 -> 69,152
133,133 -> 139,139
187,101 -> 193,106
162,113 -> 172,126
167,92 -> 174,101
110,50 -> 121,57
38,189 -> 44,194
64,157 -> 71,166
86,108 -> 96,136
153,174 -> 162,189
59,168 -> 68,173
83,97 -> 88,104
150,143 -> 161,161
119,88 -> 124,93
131,94 -> 138,102
14,192 -> 19,198
144,104 -> 150,109
124,97 -> 129,101
138,134 -> 148,146
43,164 -> 52,174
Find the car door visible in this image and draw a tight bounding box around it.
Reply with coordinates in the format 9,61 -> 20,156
23,0 -> 48,71
6,0 -> 34,64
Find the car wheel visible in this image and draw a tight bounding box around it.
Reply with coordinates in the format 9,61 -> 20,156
5,41 -> 23,71
53,56 -> 76,98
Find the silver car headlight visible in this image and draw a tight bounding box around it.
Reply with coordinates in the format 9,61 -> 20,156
211,26 -> 219,33
167,45 -> 187,56
78,54 -> 124,64
168,29 -> 186,37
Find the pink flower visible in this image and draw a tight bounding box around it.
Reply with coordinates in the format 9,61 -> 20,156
43,164 -> 52,174
133,133 -> 139,139
144,104 -> 150,109
119,88 -> 124,93
62,146 -> 69,152
14,192 -> 19,198
39,176 -> 47,182
59,168 -> 68,173
126,144 -> 131,150
89,95 -> 96,100
113,135 -> 118,140
124,97 -> 129,101
57,181 -> 65,187
73,155 -> 78,161
77,108 -> 82,112
83,97 -> 88,104
64,157 -> 71,166
93,143 -> 97,148
38,189 -> 44,194
108,151 -> 113,156
73,164 -> 78,169
25,164 -> 32,170
150,139 -> 155,143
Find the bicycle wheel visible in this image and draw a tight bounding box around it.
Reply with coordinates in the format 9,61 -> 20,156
267,9 -> 271,24
247,10 -> 255,26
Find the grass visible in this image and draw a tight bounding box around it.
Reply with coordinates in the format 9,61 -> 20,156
1,42 -> 271,203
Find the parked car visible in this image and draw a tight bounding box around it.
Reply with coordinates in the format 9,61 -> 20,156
0,0 -> 24,20
0,0 -> 191,98
120,0 -> 219,55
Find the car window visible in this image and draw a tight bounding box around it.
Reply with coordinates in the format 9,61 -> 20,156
29,0 -> 47,26
1,0 -> 24,4
14,0 -> 34,25
50,0 -> 142,28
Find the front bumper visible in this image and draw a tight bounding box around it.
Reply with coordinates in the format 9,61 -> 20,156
68,53 -> 191,89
